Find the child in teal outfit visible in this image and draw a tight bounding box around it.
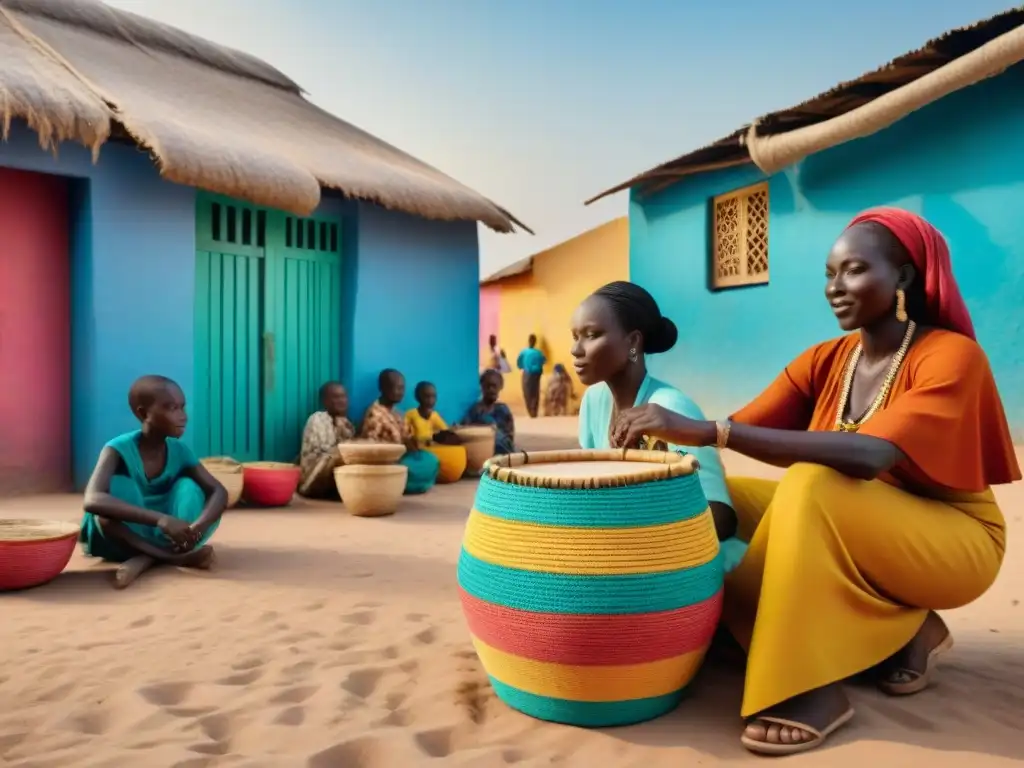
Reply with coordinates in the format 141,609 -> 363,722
81,375 -> 228,588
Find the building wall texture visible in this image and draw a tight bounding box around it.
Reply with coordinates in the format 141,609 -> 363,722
630,63 -> 1024,439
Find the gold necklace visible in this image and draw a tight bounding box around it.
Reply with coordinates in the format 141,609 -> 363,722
833,320 -> 916,433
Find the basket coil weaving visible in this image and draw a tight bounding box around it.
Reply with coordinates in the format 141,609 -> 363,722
0,519 -> 80,591
457,449 -> 724,727
200,457 -> 244,508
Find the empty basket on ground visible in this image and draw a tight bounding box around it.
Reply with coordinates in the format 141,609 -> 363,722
200,456 -> 244,508
0,519 -> 80,591
454,426 -> 496,476
457,449 -> 723,727
242,462 -> 301,507
334,465 -> 408,517
425,443 -> 468,483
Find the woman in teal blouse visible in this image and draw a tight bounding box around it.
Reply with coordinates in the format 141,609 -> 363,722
572,281 -> 746,569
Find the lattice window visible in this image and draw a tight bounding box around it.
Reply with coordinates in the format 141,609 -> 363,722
710,182 -> 769,289
284,216 -> 339,252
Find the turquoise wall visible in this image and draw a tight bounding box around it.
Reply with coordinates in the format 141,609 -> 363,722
0,122 -> 482,489
630,62 -> 1024,439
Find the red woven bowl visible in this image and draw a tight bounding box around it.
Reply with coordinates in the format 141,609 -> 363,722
0,519 -> 80,591
242,462 -> 302,507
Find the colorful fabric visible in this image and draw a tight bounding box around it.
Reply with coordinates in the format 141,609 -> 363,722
457,467 -> 723,727
462,401 -> 516,454
79,430 -> 215,562
400,449 -> 440,494
847,208 -> 976,339
516,347 -> 546,375
359,401 -> 408,443
723,469 -> 1004,718
405,409 -> 448,447
300,411 -> 355,483
730,328 -> 1021,501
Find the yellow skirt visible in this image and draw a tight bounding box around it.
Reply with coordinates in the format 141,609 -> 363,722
724,463 -> 1005,717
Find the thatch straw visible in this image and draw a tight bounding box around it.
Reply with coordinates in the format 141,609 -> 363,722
0,7 -> 109,155
0,0 -> 527,233
742,22 -> 1024,175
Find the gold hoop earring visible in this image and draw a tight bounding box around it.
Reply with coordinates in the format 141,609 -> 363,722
895,288 -> 908,323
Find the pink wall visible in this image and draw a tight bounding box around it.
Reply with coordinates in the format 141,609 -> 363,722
479,284 -> 501,362
0,168 -> 71,494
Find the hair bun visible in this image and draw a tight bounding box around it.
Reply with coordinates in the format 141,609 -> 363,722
646,316 -> 678,355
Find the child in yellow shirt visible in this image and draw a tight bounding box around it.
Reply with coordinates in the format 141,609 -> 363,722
404,381 -> 448,447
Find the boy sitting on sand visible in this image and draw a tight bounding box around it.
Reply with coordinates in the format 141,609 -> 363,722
299,381 -> 356,497
81,375 -> 227,589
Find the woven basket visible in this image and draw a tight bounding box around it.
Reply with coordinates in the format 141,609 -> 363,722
425,443 -> 468,483
457,449 -> 723,727
338,440 -> 407,466
242,462 -> 301,507
200,456 -> 244,508
0,519 -> 80,591
334,464 -> 408,517
454,426 -> 496,476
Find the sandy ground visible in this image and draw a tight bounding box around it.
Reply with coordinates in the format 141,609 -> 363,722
1,417 -> 1022,767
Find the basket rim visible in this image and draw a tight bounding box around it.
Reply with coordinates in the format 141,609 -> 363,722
201,456 -> 243,473
483,449 -> 698,489
243,461 -> 300,471
0,519 -> 81,544
334,464 -> 408,476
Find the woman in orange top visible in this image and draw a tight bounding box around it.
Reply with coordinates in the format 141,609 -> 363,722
612,208 -> 1020,756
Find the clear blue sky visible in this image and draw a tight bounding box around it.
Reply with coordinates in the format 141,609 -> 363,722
108,0 -> 1016,276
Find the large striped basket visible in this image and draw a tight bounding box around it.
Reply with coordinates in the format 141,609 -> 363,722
457,449 -> 723,728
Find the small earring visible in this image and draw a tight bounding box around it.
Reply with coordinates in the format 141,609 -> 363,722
895,288 -> 908,323
629,347 -> 638,363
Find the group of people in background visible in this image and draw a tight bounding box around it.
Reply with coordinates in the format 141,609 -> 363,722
486,333 -> 576,418
297,367 -> 519,497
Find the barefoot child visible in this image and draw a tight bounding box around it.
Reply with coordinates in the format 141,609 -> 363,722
81,375 -> 228,589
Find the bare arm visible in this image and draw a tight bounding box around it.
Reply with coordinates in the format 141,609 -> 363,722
724,422 -> 904,480
83,447 -> 164,526
615,406 -> 904,481
181,462 -> 228,533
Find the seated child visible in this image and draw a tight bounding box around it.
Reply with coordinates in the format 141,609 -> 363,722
299,381 -> 356,497
460,369 -> 516,455
81,375 -> 228,589
404,381 -> 448,447
360,368 -> 440,494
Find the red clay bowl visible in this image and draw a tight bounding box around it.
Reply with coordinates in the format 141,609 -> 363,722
0,519 -> 80,591
242,462 -> 302,507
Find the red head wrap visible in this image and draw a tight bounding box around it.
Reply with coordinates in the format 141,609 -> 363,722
845,208 -> 976,340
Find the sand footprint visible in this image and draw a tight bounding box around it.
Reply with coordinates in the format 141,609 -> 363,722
273,706 -> 306,726
339,611 -> 376,626
138,681 -> 195,707
270,685 -> 320,705
307,735 -> 387,768
414,726 -> 456,758
413,627 -> 437,646
216,668 -> 263,686
341,668 -> 384,699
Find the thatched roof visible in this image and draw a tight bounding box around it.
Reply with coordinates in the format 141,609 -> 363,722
587,7 -> 1024,204
0,0 -> 529,233
481,255 -> 533,285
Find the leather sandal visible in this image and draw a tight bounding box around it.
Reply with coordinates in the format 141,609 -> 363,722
741,707 -> 855,756
878,632 -> 954,696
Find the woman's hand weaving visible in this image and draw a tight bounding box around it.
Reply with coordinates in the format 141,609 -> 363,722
611,404 -> 714,449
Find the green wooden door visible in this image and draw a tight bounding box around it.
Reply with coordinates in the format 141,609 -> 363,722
193,195 -> 266,461
262,212 -> 343,462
